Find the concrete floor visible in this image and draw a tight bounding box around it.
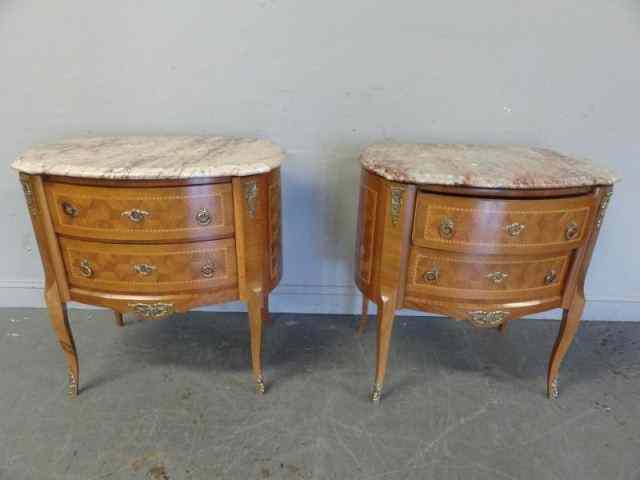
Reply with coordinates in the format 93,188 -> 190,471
1,309 -> 639,480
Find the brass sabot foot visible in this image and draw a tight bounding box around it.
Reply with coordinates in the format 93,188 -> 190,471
371,383 -> 382,403
68,371 -> 78,398
548,377 -> 559,400
256,376 -> 266,394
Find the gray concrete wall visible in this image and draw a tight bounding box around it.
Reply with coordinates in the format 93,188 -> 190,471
1,0 -> 638,319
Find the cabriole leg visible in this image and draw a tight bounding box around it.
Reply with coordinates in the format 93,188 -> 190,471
547,295 -> 585,399
44,284 -> 79,397
114,311 -> 124,327
263,295 -> 272,327
247,291 -> 266,394
371,297 -> 396,403
356,295 -> 370,335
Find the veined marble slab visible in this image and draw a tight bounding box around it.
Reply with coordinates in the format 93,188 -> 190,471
360,144 -> 619,189
12,136 -> 284,179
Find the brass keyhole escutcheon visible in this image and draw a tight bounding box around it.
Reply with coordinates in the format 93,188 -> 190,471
486,271 -> 509,284
439,217 -> 455,239
201,262 -> 216,278
423,266 -> 439,282
62,202 -> 79,217
133,264 -> 156,276
505,222 -> 525,237
79,259 -> 94,278
544,270 -> 557,285
196,208 -> 212,226
121,208 -> 149,223
565,221 -> 579,240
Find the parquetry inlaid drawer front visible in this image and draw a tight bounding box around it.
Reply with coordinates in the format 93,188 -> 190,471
412,193 -> 594,254
406,247 -> 569,301
46,182 -> 234,242
60,237 -> 238,294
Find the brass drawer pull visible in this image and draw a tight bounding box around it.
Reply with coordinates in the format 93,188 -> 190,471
79,259 -> 94,278
423,266 -> 439,282
486,271 -> 509,284
62,202 -> 79,217
201,262 -> 216,278
133,263 -> 156,276
439,217 -> 455,239
505,222 -> 525,237
196,208 -> 212,226
565,221 -> 579,240
544,270 -> 557,285
467,310 -> 508,328
121,208 -> 149,223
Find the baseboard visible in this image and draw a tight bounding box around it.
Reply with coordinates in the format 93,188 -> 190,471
1,280 -> 637,321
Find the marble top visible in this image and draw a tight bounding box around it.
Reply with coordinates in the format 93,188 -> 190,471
12,136 -> 284,179
360,144 -> 619,189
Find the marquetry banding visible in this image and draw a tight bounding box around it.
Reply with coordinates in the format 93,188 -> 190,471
55,193 -> 223,200
54,225 -> 225,234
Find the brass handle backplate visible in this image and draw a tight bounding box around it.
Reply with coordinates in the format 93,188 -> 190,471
467,310 -> 508,328
565,221 -> 579,240
133,264 -> 156,276
62,202 -> 79,217
423,266 -> 439,282
439,217 -> 455,239
486,271 -> 509,284
196,208 -> 212,226
121,208 -> 149,223
505,222 -> 525,237
201,262 -> 216,278
544,270 -> 557,285
79,259 -> 94,278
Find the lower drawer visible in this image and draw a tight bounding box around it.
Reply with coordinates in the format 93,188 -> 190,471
60,237 -> 238,294
405,247 -> 571,302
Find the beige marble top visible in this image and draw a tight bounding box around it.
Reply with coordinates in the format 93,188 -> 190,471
360,144 -> 619,189
12,136 -> 284,179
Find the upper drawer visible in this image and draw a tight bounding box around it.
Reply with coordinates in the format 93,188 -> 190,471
45,182 -> 234,242
60,237 -> 238,294
412,192 -> 595,254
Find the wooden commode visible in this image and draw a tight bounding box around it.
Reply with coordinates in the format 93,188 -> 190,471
13,136 -> 284,397
354,144 -> 618,402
